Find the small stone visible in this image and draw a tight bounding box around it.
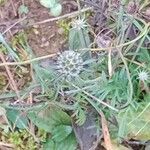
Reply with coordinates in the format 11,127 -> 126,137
43,41 -> 49,47
33,28 -> 39,35
58,28 -> 64,35
41,37 -> 46,42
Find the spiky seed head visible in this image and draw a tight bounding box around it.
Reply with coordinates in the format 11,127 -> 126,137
138,71 -> 149,81
56,50 -> 83,79
71,18 -> 87,30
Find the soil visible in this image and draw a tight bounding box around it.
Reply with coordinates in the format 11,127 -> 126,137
0,0 -> 77,56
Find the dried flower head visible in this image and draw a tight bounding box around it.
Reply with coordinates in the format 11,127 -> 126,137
138,71 -> 149,82
56,50 -> 83,79
71,18 -> 87,30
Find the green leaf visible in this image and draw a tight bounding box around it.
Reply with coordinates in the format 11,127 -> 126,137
50,3 -> 62,16
6,109 -> 28,129
69,29 -> 90,50
118,109 -> 128,140
43,107 -> 71,125
0,34 -> 20,61
52,125 -> 72,142
27,111 -> 54,132
18,5 -> 29,15
43,139 -> 55,150
39,0 -> 57,8
43,133 -> 77,150
138,48 -> 150,67
117,98 -> 150,140
56,133 -> 77,150
27,107 -> 71,132
69,27 -> 91,59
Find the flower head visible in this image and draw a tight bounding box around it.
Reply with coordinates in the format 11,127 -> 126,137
56,50 -> 83,79
138,70 -> 149,82
71,18 -> 87,30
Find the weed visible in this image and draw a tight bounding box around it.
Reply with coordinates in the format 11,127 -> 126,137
0,0 -> 150,149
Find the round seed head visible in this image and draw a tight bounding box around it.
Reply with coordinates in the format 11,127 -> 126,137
138,71 -> 149,81
56,51 -> 83,79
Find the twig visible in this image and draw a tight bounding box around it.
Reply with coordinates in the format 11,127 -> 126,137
0,53 -> 56,67
0,53 -> 21,100
0,142 -> 14,148
2,17 -> 27,35
28,7 -> 92,26
9,0 -> 17,16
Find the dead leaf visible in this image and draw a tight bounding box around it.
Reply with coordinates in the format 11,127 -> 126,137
99,111 -> 113,150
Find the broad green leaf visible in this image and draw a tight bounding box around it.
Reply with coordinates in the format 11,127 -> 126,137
27,111 -> 54,132
45,107 -> 71,125
50,3 -> 62,16
6,109 -> 28,129
56,133 -> 77,150
28,107 -> 71,132
138,48 -> 150,67
18,5 -> 29,15
43,139 -> 55,150
43,133 -> 77,150
52,125 -> 72,142
39,0 -> 57,8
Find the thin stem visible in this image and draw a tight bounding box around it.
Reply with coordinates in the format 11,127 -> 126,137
117,49 -> 133,109
0,53 -> 56,67
69,82 -> 118,112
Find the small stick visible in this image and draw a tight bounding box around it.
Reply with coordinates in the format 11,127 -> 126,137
2,17 -> 27,35
0,142 -> 14,148
9,0 -> 17,16
0,53 -> 21,100
99,111 -> 113,150
28,7 -> 92,26
0,53 -> 56,67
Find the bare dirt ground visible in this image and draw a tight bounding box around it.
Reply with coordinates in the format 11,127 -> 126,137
0,0 -> 77,56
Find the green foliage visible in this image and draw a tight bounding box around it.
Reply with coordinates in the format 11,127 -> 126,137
1,130 -> 39,150
18,5 -> 29,15
137,48 -> 150,67
57,20 -> 70,37
28,106 -> 77,149
0,34 -> 20,61
39,0 -> 62,16
69,28 -> 90,50
1,1 -> 150,149
52,125 -> 72,142
117,96 -> 150,140
43,133 -> 77,150
73,106 -> 86,125
28,107 -> 71,132
6,109 -> 28,129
